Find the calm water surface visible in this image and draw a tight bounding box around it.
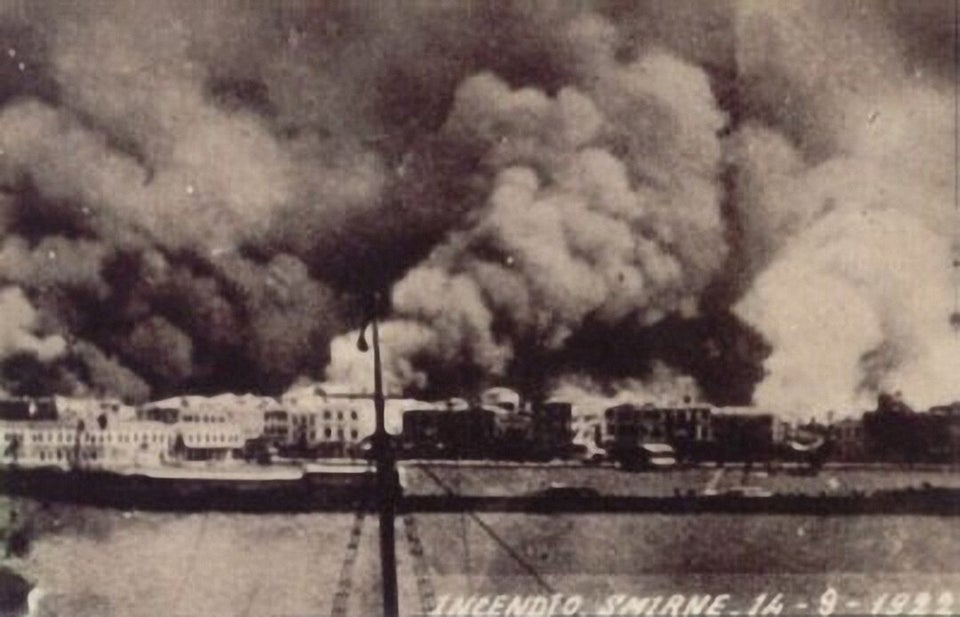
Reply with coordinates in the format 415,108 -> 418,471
6,507 -> 959,617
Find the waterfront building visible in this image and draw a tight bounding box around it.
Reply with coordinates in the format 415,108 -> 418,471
139,396 -> 247,461
140,395 -> 208,423
172,412 -> 245,461
0,397 -> 57,421
401,407 -> 496,459
831,417 -> 866,461
263,409 -> 289,447
206,393 -> 273,441
711,410 -> 788,462
604,403 -> 714,458
281,383 -> 375,456
281,383 -> 432,456
927,403 -> 960,462
54,396 -> 137,424
860,394 -> 958,463
0,417 -> 174,468
530,401 -> 574,458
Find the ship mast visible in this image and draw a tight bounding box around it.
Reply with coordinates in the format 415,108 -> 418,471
358,298 -> 400,617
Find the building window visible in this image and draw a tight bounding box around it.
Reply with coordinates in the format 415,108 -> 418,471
337,412 -> 343,421
324,428 -> 332,439
323,411 -> 331,420
351,411 -> 358,421
350,430 -> 358,439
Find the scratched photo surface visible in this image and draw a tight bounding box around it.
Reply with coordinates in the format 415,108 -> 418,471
0,1 -> 957,616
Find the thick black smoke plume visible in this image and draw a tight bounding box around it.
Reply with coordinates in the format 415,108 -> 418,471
0,1 -> 955,419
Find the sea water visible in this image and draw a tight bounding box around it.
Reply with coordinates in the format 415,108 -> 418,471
6,508 -> 959,617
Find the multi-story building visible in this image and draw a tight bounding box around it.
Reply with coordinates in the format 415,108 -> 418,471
171,411 -> 245,461
927,403 -> 960,462
0,398 -> 57,421
1,417 -> 174,468
206,393 -> 272,442
54,396 -> 137,424
711,409 -> 788,462
831,417 -> 866,461
400,407 -> 497,459
281,384 -> 376,456
604,403 -> 713,459
263,409 -> 289,447
137,396 -> 245,461
530,401 -> 574,458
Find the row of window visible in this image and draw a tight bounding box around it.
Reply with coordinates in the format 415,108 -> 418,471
4,431 -> 175,445
180,414 -> 228,423
3,447 -> 102,462
183,434 -> 240,444
3,431 -> 245,446
607,409 -> 711,421
323,410 -> 359,421
265,410 -> 362,422
297,427 -> 360,441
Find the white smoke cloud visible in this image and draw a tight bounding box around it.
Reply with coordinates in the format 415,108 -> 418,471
326,320 -> 437,396
549,362 -> 702,415
732,3 -> 958,417
0,286 -> 66,362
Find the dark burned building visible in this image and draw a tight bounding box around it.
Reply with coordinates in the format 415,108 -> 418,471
710,411 -> 787,463
603,403 -> 713,462
398,393 -> 575,461
400,407 -> 497,459
530,401 -> 574,459
863,394 -> 960,463
0,398 -> 57,422
831,417 -> 867,462
928,403 -> 960,461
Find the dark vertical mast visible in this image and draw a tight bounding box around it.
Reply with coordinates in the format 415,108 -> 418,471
358,296 -> 400,617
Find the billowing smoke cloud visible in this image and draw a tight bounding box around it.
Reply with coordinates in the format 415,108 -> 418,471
0,286 -> 65,362
0,0 -> 953,416
728,2 -> 958,417
0,0 -> 388,399
549,362 -> 701,414
329,14 -> 728,395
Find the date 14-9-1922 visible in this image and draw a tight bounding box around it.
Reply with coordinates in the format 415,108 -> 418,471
429,589 -> 957,616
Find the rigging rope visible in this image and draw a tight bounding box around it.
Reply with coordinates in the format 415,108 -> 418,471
402,513 -> 438,615
455,463 -> 473,592
330,509 -> 367,617
417,465 -> 559,596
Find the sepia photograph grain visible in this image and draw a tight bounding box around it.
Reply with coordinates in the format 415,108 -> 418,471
0,1 -> 956,616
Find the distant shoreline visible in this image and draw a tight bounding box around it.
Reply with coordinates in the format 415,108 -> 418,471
0,463 -> 958,515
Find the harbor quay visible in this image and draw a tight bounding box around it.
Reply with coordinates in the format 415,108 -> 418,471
1,386 -> 958,475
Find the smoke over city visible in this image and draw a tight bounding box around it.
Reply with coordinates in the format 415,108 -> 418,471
0,1 -> 954,419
